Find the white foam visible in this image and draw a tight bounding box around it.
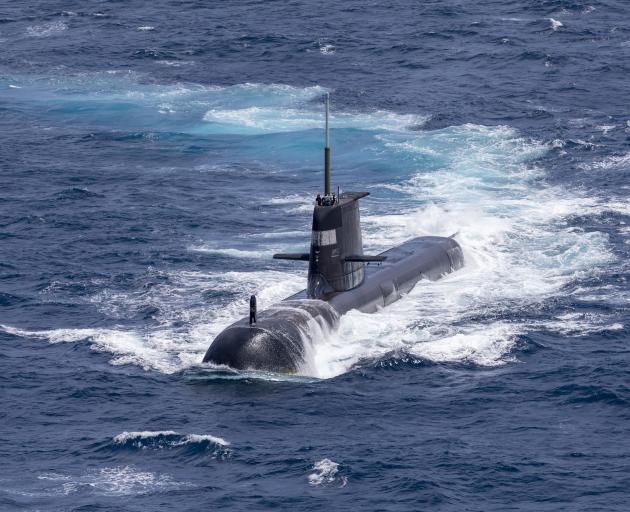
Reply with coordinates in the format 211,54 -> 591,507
596,124 -> 616,135
203,107 -> 426,133
267,193 -> 311,205
537,313 -> 624,336
408,324 -> 518,365
26,21 -> 67,37
570,283 -> 629,306
189,246 -> 274,259
181,434 -> 230,446
113,431 -> 178,443
38,466 -> 188,496
1,324 -> 177,372
319,42 -> 336,55
254,230 -> 309,239
308,459 -> 345,486
549,18 -> 563,31
113,430 -> 230,447
137,26 -> 155,31
583,152 -> 630,170
156,60 -> 195,67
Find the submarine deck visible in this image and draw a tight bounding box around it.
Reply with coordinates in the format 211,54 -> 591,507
285,235 -> 457,306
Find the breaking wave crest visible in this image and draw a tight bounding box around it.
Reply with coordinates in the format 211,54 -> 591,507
112,431 -> 230,449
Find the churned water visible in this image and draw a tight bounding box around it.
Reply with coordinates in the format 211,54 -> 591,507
1,1 -> 629,510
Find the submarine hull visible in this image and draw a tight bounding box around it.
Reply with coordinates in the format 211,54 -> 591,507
203,235 -> 463,373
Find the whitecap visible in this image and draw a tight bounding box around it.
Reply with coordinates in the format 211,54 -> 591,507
319,43 -> 336,55
180,434 -> 230,446
549,18 -> 563,31
26,21 -> 67,38
113,430 -> 230,447
113,431 -> 178,444
156,60 -> 195,67
137,26 -> 155,31
308,459 -> 346,486
582,152 -> 630,171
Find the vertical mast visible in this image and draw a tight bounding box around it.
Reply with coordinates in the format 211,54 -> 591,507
324,93 -> 331,196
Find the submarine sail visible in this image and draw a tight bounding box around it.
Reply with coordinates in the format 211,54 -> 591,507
203,94 -> 464,373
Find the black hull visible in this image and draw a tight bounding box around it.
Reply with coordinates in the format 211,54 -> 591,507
203,235 -> 463,373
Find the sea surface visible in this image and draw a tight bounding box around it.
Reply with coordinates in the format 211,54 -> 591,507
1,0 -> 629,510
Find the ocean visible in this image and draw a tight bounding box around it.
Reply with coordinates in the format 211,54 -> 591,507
0,0 -> 629,510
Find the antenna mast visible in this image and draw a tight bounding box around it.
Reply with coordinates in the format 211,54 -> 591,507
324,93 -> 331,196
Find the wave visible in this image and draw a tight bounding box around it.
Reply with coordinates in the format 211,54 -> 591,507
113,430 -> 230,448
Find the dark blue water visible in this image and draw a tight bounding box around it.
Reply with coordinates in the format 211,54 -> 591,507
1,1 -> 629,510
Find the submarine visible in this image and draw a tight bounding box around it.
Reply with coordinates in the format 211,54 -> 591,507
203,94 -> 464,373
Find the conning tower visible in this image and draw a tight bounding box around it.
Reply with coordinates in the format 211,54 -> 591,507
273,94 -> 384,299
308,191 -> 368,298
